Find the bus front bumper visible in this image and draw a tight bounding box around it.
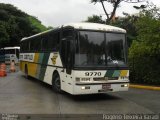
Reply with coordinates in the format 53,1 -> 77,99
73,82 -> 129,95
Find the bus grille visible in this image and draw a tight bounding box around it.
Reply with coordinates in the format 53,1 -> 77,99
93,77 -> 118,81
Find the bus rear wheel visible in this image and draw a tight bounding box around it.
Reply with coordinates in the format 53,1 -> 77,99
52,73 -> 62,93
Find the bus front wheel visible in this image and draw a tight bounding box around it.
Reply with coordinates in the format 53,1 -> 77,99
52,73 -> 62,93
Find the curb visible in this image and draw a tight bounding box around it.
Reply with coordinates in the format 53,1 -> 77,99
129,84 -> 160,91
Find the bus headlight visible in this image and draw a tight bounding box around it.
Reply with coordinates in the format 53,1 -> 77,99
81,86 -> 85,90
81,86 -> 90,90
121,84 -> 128,87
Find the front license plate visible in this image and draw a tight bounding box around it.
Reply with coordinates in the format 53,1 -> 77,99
102,84 -> 111,90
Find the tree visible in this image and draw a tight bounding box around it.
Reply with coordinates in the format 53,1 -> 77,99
0,21 -> 9,48
91,0 -> 146,23
28,16 -> 47,33
0,3 -> 48,48
85,15 -> 105,23
128,5 -> 160,85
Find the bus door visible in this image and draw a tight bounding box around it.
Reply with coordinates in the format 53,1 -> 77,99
61,28 -> 74,75
60,28 -> 75,92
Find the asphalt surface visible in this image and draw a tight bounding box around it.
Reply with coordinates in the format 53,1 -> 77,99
0,68 -> 160,119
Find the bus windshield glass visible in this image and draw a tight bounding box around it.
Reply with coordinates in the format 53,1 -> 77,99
5,49 -> 15,54
75,31 -> 126,67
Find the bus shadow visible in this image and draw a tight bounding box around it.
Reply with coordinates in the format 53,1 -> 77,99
21,75 -> 52,89
22,75 -> 121,101
65,93 -> 121,102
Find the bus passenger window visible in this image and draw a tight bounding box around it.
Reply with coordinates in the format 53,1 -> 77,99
42,35 -> 48,51
48,32 -> 60,51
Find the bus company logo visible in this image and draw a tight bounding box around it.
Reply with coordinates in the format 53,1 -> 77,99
51,53 -> 58,65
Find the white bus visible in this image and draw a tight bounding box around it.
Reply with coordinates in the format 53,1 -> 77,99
1,47 -> 20,64
20,23 -> 129,95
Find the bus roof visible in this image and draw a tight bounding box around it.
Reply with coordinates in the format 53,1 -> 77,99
3,47 -> 20,50
21,22 -> 126,41
21,29 -> 55,41
63,22 -> 126,33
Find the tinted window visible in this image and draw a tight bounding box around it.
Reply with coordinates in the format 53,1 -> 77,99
30,36 -> 41,52
21,30 -> 60,52
42,34 -> 48,51
5,49 -> 15,54
106,33 -> 125,65
61,29 -> 74,66
75,31 -> 105,66
42,31 -> 60,51
75,31 -> 126,67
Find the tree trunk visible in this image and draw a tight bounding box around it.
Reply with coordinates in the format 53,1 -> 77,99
100,0 -> 109,20
106,0 -> 121,24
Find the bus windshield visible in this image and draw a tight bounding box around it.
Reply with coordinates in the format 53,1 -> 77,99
75,31 -> 126,67
5,49 -> 15,54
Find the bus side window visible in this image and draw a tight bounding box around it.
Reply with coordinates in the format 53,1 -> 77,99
48,31 -> 60,51
47,33 -> 52,50
35,36 -> 41,52
42,35 -> 48,51
30,38 -> 34,51
54,32 -> 60,50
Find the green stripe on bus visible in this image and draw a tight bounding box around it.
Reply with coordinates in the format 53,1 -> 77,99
38,53 -> 44,64
36,53 -> 43,79
39,53 -> 50,81
112,70 -> 120,77
105,70 -> 114,77
36,64 -> 41,79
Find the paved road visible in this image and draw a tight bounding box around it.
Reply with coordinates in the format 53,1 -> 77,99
0,70 -> 159,119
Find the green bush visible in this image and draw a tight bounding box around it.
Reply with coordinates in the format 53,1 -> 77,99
129,42 -> 160,85
128,7 -> 160,85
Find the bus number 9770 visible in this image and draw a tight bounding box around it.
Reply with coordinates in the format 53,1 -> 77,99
85,72 -> 101,76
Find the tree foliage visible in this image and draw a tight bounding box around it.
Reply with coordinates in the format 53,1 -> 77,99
111,14 -> 138,47
129,5 -> 160,85
86,2 -> 160,85
0,3 -> 47,48
91,0 -> 146,23
85,15 -> 105,24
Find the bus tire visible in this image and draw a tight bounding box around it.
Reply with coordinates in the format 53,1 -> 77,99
52,73 -> 62,93
24,65 -> 29,79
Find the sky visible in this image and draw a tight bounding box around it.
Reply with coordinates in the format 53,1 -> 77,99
0,0 -> 160,27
